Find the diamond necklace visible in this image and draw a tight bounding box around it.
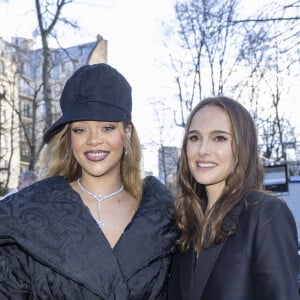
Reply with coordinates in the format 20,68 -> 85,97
77,178 -> 124,228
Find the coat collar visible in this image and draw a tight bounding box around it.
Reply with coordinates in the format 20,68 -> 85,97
0,176 -> 177,298
188,201 -> 245,299
191,242 -> 224,299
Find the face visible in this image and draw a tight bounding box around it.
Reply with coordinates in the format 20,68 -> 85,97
186,105 -> 235,201
70,121 -> 130,180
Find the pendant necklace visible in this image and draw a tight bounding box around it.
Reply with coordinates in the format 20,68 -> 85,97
77,178 -> 124,228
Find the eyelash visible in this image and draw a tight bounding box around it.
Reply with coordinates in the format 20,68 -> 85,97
188,135 -> 227,142
102,125 -> 115,132
214,136 -> 227,142
71,128 -> 85,134
188,135 -> 198,141
71,125 -> 116,134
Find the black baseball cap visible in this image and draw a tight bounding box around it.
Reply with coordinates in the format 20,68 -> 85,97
43,63 -> 132,143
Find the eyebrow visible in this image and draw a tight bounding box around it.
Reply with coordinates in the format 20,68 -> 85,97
188,129 -> 232,135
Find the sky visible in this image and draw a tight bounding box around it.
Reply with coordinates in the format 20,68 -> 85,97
0,0 -> 299,173
0,0 -> 178,175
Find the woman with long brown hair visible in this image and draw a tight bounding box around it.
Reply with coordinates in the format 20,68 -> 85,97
168,96 -> 299,299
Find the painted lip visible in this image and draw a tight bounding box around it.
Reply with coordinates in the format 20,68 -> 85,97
85,150 -> 108,161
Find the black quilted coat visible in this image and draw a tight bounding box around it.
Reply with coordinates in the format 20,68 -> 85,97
0,176 -> 177,299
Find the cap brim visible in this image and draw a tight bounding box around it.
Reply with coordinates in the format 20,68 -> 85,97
43,101 -> 129,143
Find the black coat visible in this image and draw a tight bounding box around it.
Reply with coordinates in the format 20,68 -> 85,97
168,191 -> 300,300
0,176 -> 178,299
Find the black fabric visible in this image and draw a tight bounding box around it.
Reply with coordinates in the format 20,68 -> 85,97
167,191 -> 300,300
0,176 -> 177,299
43,63 -> 132,143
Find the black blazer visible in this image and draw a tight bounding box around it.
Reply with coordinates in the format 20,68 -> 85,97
168,192 -> 300,300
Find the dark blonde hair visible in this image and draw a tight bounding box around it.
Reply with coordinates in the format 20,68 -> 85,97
40,120 -> 143,202
175,96 -> 264,253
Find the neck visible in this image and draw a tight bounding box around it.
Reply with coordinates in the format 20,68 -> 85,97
206,186 -> 223,209
79,173 -> 123,195
77,178 -> 123,200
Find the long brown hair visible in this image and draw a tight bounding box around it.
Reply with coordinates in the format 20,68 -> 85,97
40,120 -> 143,202
175,96 -> 264,253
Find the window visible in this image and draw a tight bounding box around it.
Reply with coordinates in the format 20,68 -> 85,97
19,78 -> 32,97
20,101 -> 33,118
20,145 -> 30,161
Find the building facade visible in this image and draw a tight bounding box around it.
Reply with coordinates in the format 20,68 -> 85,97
158,146 -> 180,193
0,35 -> 107,194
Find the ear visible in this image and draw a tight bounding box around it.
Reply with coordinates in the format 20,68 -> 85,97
124,124 -> 132,139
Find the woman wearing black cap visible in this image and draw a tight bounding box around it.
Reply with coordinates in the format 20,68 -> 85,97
0,64 -> 178,299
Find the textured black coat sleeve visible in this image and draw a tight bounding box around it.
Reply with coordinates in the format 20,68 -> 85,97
0,242 -> 32,298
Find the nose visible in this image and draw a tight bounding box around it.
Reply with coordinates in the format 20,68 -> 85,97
198,138 -> 211,155
86,130 -> 103,146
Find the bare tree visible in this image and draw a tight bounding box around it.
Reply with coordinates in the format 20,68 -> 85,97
166,0 -> 300,162
35,0 -> 76,131
168,0 -> 244,128
0,1 -> 77,174
234,1 -> 300,161
0,85 -> 9,193
0,69 -> 20,191
3,39 -> 47,171
147,98 -> 180,192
